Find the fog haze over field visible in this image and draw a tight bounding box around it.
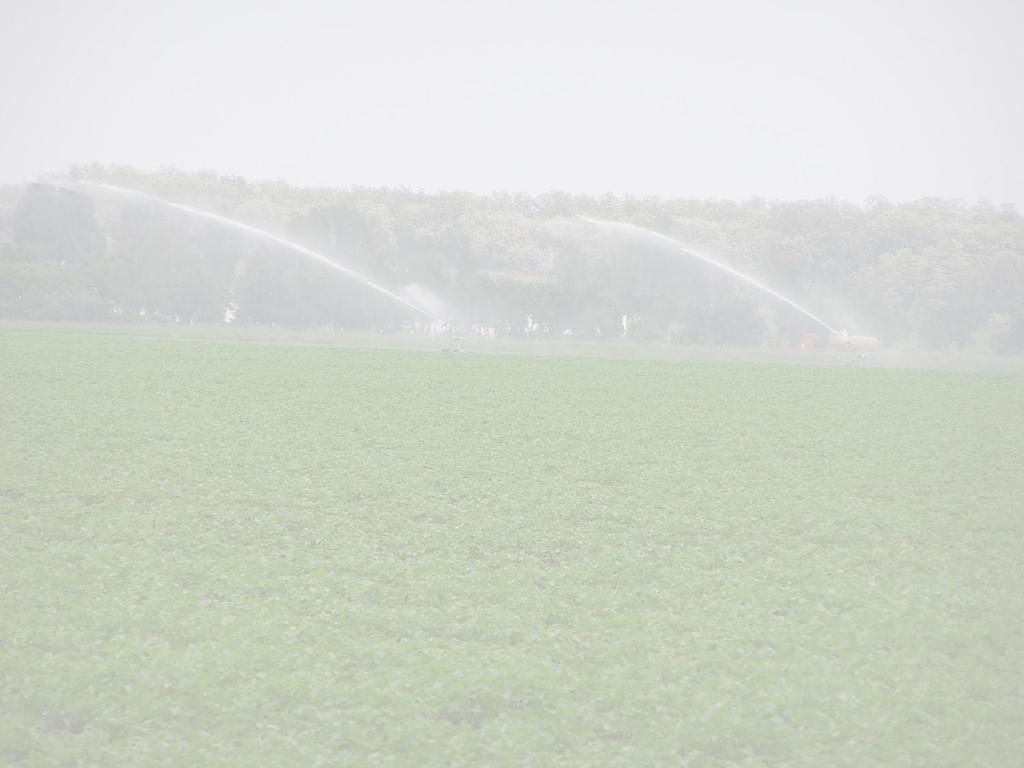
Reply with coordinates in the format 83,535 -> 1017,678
2,0 -> 1022,207
4,4 -> 1024,765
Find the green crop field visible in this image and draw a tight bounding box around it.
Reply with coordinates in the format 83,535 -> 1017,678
2,326 -> 1022,767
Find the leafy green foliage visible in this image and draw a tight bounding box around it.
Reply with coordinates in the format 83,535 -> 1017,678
2,328 -> 1022,766
1,167 -> 1023,351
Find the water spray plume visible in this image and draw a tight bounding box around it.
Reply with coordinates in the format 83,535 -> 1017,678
581,217 -> 841,335
79,181 -> 447,325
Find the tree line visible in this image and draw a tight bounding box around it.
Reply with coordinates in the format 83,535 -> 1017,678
1,164 -> 1022,353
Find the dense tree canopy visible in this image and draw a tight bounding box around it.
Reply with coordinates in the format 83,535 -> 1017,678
1,165 -> 1021,352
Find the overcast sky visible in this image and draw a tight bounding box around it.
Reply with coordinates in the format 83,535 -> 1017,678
2,0 -> 1021,206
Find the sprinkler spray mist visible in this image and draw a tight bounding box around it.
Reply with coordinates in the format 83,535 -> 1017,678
581,217 -> 843,336
578,218 -> 882,356
78,181 -> 448,326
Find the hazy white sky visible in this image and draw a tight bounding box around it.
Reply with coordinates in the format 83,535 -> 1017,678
1,0 -> 1021,205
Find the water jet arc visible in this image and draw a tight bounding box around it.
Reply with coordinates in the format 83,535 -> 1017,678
582,217 -> 840,335
79,181 -> 447,325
